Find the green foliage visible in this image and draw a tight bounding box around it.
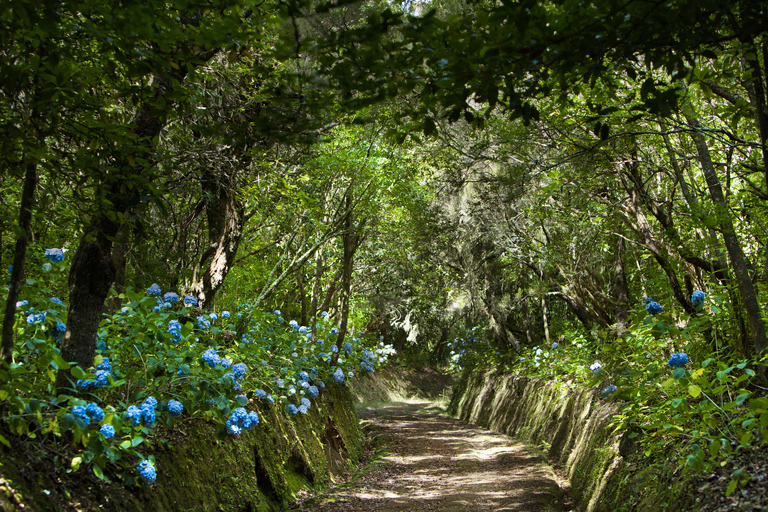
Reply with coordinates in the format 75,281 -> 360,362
0,272 -> 393,486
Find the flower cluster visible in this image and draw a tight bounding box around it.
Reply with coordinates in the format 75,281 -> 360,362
202,348 -> 220,367
226,408 -> 259,435
146,283 -> 162,296
691,290 -> 706,307
167,399 -> 184,417
645,301 -> 663,315
77,357 -> 113,390
601,384 -> 618,398
44,248 -> 64,263
72,402 -> 104,426
590,362 -> 602,373
127,397 -> 157,427
137,460 -> 157,483
168,319 -> 182,343
668,353 -> 689,368
333,368 -> 345,383
163,292 -> 179,303
184,295 -> 198,306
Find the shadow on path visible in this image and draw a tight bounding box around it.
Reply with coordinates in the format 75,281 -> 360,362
300,402 -> 566,512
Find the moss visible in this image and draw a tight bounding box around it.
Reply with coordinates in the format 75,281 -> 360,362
0,384 -> 363,512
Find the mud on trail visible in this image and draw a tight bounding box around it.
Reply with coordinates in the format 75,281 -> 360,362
296,402 -> 569,512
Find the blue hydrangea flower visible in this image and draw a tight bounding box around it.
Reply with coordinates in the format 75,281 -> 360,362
44,248 -> 65,263
26,312 -> 46,325
601,384 -> 618,398
317,339 -> 324,346
153,306 -> 161,312
137,460 -> 156,483
142,396 -> 158,410
146,283 -> 162,296
300,397 -> 311,409
551,342 -> 559,349
668,353 -> 689,368
197,316 -> 211,330
590,362 -> 602,373
692,290 -> 706,307
300,381 -> 310,389
50,297 -> 63,305
298,371 -> 309,382
220,357 -> 232,369
316,380 -> 325,389
95,370 -> 111,387
52,322 -> 67,338
222,311 -> 230,318
167,399 -> 184,417
331,345 -> 339,353
307,385 -> 319,398
298,326 -> 308,334
333,368 -> 345,383
348,371 -> 354,378
86,403 -> 105,422
140,405 -> 155,426
286,404 -> 298,416
232,363 -> 247,380
274,310 -> 281,316
127,405 -> 142,426
15,300 -> 28,308
343,342 -> 352,354
266,395 -> 275,404
644,297 -> 654,305
254,389 -> 267,399
331,327 -> 339,335
298,404 -> 308,415
72,405 -> 90,425
202,348 -> 220,367
163,292 -> 179,303
184,295 -> 198,306
646,301 -> 663,315
96,357 -> 112,373
209,312 -> 218,321
100,424 -> 115,439
321,311 -> 328,317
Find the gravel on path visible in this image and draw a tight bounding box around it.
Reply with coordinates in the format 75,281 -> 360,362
298,402 -> 568,512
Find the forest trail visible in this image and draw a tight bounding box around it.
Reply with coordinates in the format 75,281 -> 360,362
299,402 -> 568,512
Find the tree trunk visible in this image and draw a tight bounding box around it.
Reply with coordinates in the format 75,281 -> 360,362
613,236 -> 630,329
189,168 -> 245,310
541,295 -> 550,346
1,161 -> 37,365
684,110 -> 768,355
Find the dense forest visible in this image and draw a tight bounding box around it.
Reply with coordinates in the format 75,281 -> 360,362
2,0 -> 768,505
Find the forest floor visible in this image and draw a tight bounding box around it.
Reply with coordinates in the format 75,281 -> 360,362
291,401 -> 570,512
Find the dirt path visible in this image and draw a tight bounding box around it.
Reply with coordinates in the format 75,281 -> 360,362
299,402 -> 568,512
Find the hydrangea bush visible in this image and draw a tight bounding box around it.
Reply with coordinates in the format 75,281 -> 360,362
488,288 -> 768,498
0,268 -> 393,487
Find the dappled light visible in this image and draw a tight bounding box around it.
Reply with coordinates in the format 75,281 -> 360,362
302,402 -> 564,511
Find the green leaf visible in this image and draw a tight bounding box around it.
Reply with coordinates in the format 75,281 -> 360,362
735,393 -> 749,406
0,434 -> 11,448
93,464 -> 106,481
687,385 -> 701,398
709,439 -> 721,458
70,366 -> 86,380
236,395 -> 249,406
726,479 -> 737,496
132,436 -> 144,447
672,368 -> 686,380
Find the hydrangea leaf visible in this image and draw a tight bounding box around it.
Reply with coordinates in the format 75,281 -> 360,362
687,385 -> 701,398
235,395 -> 249,406
672,368 -> 686,380
70,366 -> 86,380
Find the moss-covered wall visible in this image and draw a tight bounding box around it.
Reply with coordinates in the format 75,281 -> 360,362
0,384 -> 363,512
448,370 -> 619,511
448,370 -> 691,512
